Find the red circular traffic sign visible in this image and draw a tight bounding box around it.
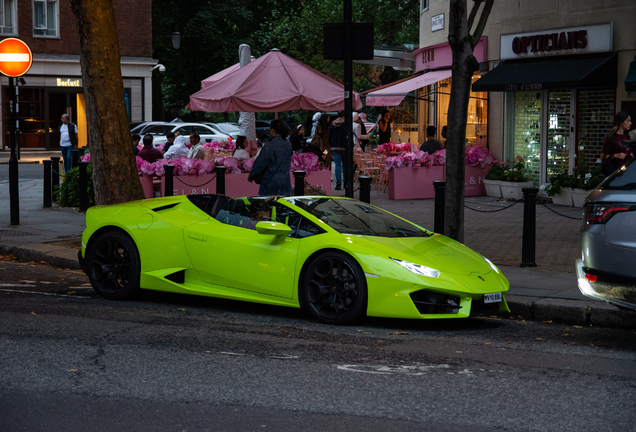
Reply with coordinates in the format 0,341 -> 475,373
0,38 -> 33,77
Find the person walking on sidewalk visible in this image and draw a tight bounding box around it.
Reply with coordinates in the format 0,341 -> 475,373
329,110 -> 347,190
59,114 -> 78,174
248,119 -> 292,196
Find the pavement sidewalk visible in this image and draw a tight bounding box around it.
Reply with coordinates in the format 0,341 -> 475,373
1,152 -> 635,329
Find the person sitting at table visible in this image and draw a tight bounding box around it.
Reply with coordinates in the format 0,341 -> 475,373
187,133 -> 205,160
138,134 -> 163,163
233,136 -> 250,160
132,134 -> 141,156
164,135 -> 189,161
419,126 -> 443,154
161,131 -> 176,154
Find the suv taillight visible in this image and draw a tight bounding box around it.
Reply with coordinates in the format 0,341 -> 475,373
585,203 -> 635,224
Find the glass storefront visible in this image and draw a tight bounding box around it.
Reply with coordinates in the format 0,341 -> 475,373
420,72 -> 488,146
505,88 -> 615,187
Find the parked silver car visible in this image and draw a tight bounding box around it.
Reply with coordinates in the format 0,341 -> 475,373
142,123 -> 231,146
576,140 -> 636,310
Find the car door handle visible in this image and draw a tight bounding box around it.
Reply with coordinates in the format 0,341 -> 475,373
188,233 -> 206,242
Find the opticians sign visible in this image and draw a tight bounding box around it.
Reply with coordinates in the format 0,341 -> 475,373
500,23 -> 612,60
0,38 -> 32,77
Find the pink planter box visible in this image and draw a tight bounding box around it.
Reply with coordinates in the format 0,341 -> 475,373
388,166 -> 445,200
463,165 -> 490,197
139,170 -> 332,198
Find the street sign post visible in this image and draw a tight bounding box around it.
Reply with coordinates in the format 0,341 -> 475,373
0,38 -> 33,225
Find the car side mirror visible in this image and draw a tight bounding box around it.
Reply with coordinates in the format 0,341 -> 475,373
255,221 -> 291,236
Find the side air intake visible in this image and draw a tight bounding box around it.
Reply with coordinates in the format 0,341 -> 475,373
165,270 -> 185,284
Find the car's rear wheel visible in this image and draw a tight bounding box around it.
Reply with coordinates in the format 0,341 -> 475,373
301,251 -> 367,325
86,231 -> 140,300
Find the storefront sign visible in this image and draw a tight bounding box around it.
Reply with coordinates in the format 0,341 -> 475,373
414,37 -> 487,72
56,78 -> 82,87
501,23 -> 612,60
432,14 -> 444,32
503,83 -> 542,91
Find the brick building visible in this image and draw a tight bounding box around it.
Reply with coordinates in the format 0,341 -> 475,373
1,0 -> 154,151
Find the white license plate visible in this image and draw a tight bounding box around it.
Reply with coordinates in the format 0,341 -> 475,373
484,293 -> 502,304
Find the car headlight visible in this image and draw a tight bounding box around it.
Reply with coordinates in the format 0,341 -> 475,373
391,258 -> 440,278
483,257 -> 499,273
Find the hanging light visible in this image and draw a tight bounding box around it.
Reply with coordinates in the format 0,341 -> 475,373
172,32 -> 181,50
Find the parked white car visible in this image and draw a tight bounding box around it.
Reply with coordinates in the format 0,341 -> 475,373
142,123 -> 231,146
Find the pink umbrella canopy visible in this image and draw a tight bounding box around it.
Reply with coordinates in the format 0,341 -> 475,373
188,49 -> 362,113
200,58 -> 255,89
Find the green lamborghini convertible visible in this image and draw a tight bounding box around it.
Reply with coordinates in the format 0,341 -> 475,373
79,194 -> 509,324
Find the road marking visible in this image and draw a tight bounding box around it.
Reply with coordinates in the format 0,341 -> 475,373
0,288 -> 91,298
336,364 -> 450,375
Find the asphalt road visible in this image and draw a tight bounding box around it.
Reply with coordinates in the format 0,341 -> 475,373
1,260 -> 635,431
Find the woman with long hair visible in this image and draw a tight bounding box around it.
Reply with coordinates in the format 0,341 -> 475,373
600,111 -> 632,174
378,109 -> 392,144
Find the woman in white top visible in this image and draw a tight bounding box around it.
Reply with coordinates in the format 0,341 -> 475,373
352,112 -> 362,151
233,136 -> 250,160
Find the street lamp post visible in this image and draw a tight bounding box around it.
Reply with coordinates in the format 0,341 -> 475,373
172,32 -> 181,120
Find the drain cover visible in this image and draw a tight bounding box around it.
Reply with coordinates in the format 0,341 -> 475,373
0,230 -> 39,238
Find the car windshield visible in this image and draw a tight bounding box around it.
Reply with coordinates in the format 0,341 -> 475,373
213,123 -> 240,134
143,125 -> 174,136
600,157 -> 636,190
287,198 -> 429,237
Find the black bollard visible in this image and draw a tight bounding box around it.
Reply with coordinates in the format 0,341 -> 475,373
293,170 -> 306,196
78,161 -> 89,212
520,187 -> 538,268
215,165 -> 227,195
43,160 -> 52,208
51,156 -> 61,201
71,148 -> 81,169
433,181 -> 445,234
359,176 -> 371,204
164,165 -> 174,197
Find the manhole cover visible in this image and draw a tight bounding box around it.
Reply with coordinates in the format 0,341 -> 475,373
0,230 -> 39,238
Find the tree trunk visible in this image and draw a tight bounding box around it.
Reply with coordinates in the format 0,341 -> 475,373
445,0 -> 493,243
69,0 -> 145,205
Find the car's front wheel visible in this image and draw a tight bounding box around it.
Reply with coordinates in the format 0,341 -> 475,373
85,230 -> 141,300
301,251 -> 367,325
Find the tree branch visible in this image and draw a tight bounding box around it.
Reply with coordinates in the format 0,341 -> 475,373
467,0 -> 483,32
470,0 -> 494,48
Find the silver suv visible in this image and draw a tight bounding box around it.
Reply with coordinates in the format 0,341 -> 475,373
576,140 -> 636,310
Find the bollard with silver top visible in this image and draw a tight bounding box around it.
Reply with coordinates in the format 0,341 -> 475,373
164,165 -> 174,197
359,176 -> 371,204
293,170 -> 306,196
521,187 -> 538,267
215,165 -> 227,195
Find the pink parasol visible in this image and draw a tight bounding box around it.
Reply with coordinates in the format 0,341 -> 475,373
188,49 -> 362,113
200,58 -> 255,89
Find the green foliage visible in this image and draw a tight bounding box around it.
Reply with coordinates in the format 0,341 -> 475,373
485,162 -> 505,181
152,0 -> 420,120
544,165 -> 606,196
56,164 -> 95,208
502,156 -> 529,182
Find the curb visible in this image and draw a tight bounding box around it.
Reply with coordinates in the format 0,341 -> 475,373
507,295 -> 636,330
0,244 -> 81,270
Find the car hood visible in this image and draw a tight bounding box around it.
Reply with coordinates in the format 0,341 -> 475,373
362,234 -> 492,275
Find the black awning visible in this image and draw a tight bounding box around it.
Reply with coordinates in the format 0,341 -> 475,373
472,52 -> 617,92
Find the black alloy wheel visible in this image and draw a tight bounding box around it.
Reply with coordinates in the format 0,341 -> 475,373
86,231 -> 141,300
302,251 -> 367,325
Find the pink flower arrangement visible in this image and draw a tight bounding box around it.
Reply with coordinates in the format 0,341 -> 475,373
203,139 -> 236,152
80,153 -> 91,162
376,142 -> 413,154
290,153 -> 320,172
465,146 -> 495,168
384,150 -> 446,171
214,157 -> 242,174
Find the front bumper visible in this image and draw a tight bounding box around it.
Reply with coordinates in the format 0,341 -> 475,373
575,259 -> 636,311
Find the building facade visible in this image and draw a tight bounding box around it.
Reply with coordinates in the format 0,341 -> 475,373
1,0 -> 154,151
417,0 -> 636,187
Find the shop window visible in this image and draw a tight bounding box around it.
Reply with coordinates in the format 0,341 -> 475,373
435,72 -> 488,147
507,91 -> 541,186
3,88 -> 46,149
0,0 -> 16,34
578,90 -> 615,169
33,0 -> 58,37
546,90 -> 571,178
421,0 -> 429,13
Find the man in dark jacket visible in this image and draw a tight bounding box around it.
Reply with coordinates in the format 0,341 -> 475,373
328,111 -> 346,190
138,134 -> 163,163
